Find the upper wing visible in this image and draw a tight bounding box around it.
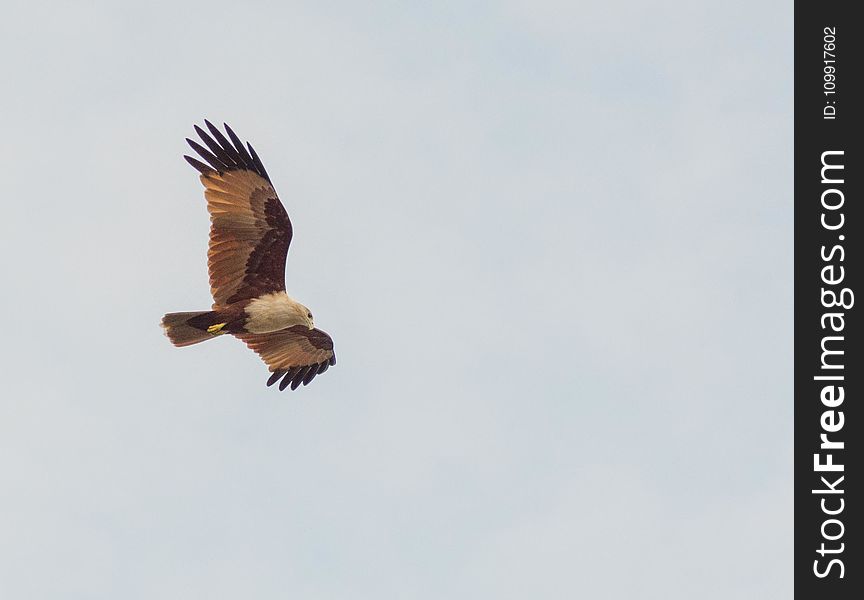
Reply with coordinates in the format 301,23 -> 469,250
184,121 -> 293,307
236,326 -> 337,391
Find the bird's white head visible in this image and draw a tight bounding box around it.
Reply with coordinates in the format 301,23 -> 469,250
295,302 -> 315,329
245,293 -> 316,334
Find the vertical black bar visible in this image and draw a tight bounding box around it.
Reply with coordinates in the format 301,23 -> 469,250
795,2 -> 861,597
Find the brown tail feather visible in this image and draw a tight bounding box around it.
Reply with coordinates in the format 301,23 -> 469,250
161,311 -> 218,347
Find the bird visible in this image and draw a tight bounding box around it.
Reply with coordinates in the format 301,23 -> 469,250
161,120 -> 336,391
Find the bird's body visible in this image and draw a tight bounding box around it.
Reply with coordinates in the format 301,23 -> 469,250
161,121 -> 336,391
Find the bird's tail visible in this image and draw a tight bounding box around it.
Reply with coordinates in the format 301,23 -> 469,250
160,311 -> 225,347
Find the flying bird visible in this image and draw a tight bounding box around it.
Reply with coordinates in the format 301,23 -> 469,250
161,121 -> 335,391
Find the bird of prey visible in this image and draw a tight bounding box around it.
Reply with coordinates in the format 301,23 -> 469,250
161,121 -> 336,391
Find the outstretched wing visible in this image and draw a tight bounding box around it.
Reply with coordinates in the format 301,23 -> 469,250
184,121 -> 293,308
236,326 -> 337,391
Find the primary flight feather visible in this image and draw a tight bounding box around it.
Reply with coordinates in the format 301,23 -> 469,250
161,120 -> 336,391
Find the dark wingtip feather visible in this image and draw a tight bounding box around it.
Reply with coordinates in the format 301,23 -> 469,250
194,124 -> 237,170
223,123 -> 255,170
246,142 -> 270,181
186,138 -> 229,172
185,121 -> 271,181
279,367 -> 302,391
289,366 -> 311,391
267,370 -> 286,387
193,125 -> 215,150
193,124 -> 208,139
203,120 -> 244,169
268,361 -> 333,392
278,372 -> 293,391
184,155 -> 213,175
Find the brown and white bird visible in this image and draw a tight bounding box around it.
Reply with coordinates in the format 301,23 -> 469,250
161,121 -> 335,391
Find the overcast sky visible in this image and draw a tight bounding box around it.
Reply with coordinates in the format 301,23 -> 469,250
1,1 -> 791,598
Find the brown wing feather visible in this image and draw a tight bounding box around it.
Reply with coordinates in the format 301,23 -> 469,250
236,326 -> 336,391
185,121 -> 293,307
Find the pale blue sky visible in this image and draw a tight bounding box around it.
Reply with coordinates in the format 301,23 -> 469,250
1,1 -> 791,598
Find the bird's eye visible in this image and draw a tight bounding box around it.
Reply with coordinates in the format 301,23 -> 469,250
307,312 -> 313,319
